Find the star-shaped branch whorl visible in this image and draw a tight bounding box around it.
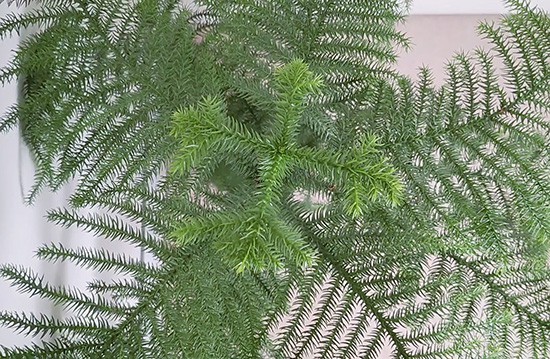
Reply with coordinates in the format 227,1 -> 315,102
170,60 -> 402,273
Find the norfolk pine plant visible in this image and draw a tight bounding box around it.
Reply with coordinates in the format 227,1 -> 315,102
0,0 -> 549,357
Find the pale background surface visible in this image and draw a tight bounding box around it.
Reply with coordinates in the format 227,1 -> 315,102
410,0 -> 550,14
0,0 -> 538,349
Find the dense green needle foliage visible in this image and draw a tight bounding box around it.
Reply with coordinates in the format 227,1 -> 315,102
0,0 -> 549,358
170,61 -> 402,273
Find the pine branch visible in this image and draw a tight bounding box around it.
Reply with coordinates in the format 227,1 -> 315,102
171,60 -> 402,272
0,0 -> 548,357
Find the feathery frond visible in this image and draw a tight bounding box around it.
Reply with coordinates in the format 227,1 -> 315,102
0,0 -> 548,357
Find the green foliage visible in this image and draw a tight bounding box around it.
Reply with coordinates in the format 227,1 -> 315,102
0,0 -> 549,358
170,60 -> 402,272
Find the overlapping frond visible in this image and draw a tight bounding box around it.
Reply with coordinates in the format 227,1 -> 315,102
446,252 -> 550,358
268,207 -> 480,358
0,185 -> 278,358
195,0 -> 410,151
268,1 -> 549,356
268,205 -> 549,358
341,0 -> 550,262
0,0 -> 215,202
0,0 -> 548,357
266,1 -> 549,357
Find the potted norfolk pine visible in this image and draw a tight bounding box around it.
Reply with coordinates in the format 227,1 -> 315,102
0,0 -> 549,357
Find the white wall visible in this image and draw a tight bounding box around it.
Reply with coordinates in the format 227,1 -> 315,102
410,0 -> 550,14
